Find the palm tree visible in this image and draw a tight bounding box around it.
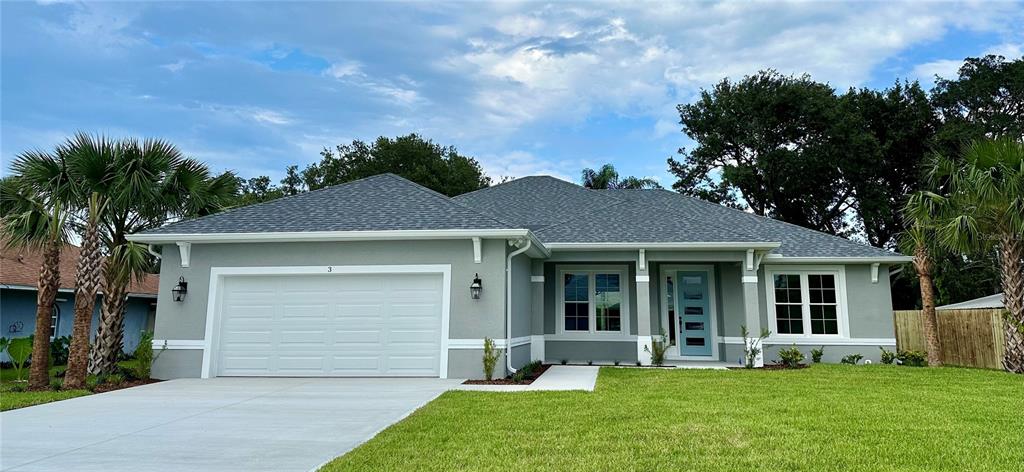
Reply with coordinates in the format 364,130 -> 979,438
62,133 -> 120,389
929,138 -> 1024,373
581,164 -> 660,190
2,152 -> 73,390
87,139 -> 237,374
901,191 -> 945,366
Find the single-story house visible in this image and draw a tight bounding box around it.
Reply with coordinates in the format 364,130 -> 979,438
0,242 -> 158,361
937,293 -> 1005,310
128,174 -> 910,379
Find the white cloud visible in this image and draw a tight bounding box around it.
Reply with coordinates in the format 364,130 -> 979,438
325,61 -> 362,78
911,42 -> 1024,88
477,149 -> 575,181
249,109 -> 290,125
160,60 -> 187,73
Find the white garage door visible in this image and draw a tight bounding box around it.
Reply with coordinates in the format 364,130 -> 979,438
215,272 -> 443,377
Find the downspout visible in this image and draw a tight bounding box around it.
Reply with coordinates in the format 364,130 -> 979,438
147,244 -> 162,260
506,238 -> 532,375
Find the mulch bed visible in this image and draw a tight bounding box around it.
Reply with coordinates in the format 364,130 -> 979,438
463,363 -> 551,385
90,378 -> 161,394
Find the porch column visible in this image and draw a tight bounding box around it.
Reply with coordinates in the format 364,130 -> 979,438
741,265 -> 764,367
530,260 -> 546,362
636,249 -> 653,365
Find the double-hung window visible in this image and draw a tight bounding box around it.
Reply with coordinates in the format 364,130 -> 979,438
559,267 -> 628,335
767,267 -> 846,338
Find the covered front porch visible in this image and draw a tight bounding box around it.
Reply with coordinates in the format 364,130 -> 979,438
531,246 -> 771,366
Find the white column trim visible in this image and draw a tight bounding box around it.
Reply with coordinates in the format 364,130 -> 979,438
746,249 -> 755,271
741,275 -> 758,283
636,275 -> 650,283
530,275 -> 545,283
638,249 -> 646,271
530,335 -> 545,361
871,263 -> 880,283
637,335 -> 653,365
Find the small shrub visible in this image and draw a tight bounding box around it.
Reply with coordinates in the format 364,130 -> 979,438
841,354 -> 864,365
778,345 -> 805,368
50,335 -> 71,366
481,337 -> 500,381
125,331 -> 161,380
897,350 -> 928,367
511,360 -> 542,383
560,359 -> 567,365
879,347 -> 897,365
635,361 -> 641,366
8,383 -> 26,392
587,360 -> 593,366
811,346 -> 825,363
613,360 -> 620,366
7,336 -> 33,381
49,378 -> 63,391
741,325 -> 770,368
644,331 -> 670,366
85,375 -> 100,391
105,373 -> 125,385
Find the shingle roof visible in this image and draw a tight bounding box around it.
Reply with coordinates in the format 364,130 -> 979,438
144,173 -> 514,234
142,172 -> 904,259
453,176 -> 622,230
1,240 -> 159,295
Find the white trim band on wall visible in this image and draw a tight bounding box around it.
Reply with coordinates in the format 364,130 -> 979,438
635,275 -> 650,283
719,336 -> 897,346
447,337 -> 532,349
530,276 -> 545,283
152,339 -> 205,350
741,275 -> 758,283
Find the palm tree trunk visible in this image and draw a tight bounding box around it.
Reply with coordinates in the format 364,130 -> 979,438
914,245 -> 942,366
88,271 -> 128,375
998,234 -> 1024,373
28,238 -> 61,390
62,219 -> 104,389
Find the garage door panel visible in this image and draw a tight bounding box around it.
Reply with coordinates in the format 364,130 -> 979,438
216,272 -> 443,377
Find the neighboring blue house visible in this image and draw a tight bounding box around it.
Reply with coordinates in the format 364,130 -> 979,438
1,242 -> 158,361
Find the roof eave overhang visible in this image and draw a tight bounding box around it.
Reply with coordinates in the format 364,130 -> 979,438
542,242 -> 782,251
127,229 -> 552,257
762,255 -> 914,264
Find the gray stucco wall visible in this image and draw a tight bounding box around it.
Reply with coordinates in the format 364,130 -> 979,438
151,239 -> 509,379
545,340 -> 637,364
511,253 -> 532,338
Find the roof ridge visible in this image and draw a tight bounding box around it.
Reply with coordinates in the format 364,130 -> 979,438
453,175 -> 583,201
380,174 -> 520,229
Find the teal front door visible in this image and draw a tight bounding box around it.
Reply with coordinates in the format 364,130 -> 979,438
676,271 -> 712,356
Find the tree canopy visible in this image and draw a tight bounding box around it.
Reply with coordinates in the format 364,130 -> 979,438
581,164 -> 660,189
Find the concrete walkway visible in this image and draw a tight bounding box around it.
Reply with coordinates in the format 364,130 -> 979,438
0,377 -> 461,472
455,365 -> 599,392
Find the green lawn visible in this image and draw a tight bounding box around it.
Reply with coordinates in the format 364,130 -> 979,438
323,365 -> 1023,471
1,367 -> 90,412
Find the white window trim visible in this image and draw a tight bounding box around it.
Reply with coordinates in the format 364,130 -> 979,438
202,264 -> 452,379
764,265 -> 850,341
659,264 -> 719,360
555,265 -> 631,339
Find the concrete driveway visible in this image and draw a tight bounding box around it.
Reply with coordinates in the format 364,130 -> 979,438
0,377 -> 462,472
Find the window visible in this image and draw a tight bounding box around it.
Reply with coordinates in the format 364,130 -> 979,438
768,268 -> 845,337
559,268 -> 628,335
49,304 -> 60,340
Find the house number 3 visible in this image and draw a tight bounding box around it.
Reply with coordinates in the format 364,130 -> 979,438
327,266 -> 333,272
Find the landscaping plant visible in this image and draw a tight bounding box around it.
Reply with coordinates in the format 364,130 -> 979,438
741,325 -> 770,368
898,350 -> 928,367
777,345 -> 804,368
8,336 -> 34,381
125,331 -> 160,380
644,331 -> 669,366
481,337 -> 500,381
840,354 -> 864,365
49,335 -> 70,366
811,346 -> 825,363
879,347 -> 897,364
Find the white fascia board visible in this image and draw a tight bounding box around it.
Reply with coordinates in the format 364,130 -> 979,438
545,242 -> 782,251
1,284 -> 157,298
129,228 -> 531,244
763,255 -> 913,264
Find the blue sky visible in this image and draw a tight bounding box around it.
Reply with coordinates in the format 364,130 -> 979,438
2,1 -> 1023,186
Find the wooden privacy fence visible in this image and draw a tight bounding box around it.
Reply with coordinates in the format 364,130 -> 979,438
893,309 -> 1007,369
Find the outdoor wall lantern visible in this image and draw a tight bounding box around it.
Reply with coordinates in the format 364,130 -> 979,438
172,276 -> 188,302
470,274 -> 483,300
